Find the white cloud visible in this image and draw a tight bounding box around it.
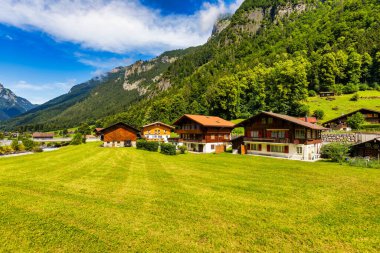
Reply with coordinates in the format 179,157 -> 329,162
10,79 -> 77,103
0,0 -> 243,54
76,55 -> 134,76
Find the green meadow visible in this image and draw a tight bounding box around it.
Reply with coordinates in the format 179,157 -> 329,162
306,90 -> 380,122
0,142 -> 379,252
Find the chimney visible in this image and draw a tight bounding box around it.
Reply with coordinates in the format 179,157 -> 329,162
305,115 -> 308,123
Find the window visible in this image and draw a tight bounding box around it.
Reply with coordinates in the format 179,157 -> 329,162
271,130 -> 285,138
261,118 -> 266,124
211,134 -> 215,140
268,118 -> 273,124
297,147 -> 303,154
307,130 -> 312,139
295,129 -> 305,139
270,145 -> 285,153
224,134 -> 229,139
211,145 -> 215,150
249,143 -> 260,151
252,131 -> 259,138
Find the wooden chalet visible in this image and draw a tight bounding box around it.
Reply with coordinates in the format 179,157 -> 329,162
172,114 -> 234,153
350,138 -> 380,158
99,122 -> 140,147
235,111 -> 327,160
323,108 -> 380,131
142,122 -> 174,142
32,132 -> 54,139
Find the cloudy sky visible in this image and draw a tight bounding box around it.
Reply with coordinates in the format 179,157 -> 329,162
0,0 -> 243,104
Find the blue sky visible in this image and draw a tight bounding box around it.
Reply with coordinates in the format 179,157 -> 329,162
0,0 -> 242,104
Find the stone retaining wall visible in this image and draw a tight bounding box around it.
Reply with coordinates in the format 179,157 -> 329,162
322,133 -> 356,143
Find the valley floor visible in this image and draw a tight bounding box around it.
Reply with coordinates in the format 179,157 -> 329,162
0,142 -> 379,252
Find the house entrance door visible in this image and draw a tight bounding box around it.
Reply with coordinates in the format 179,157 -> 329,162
198,144 -> 204,152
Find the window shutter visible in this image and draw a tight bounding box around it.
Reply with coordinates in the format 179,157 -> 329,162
267,145 -> 270,152
259,144 -> 262,151
285,131 -> 289,138
266,131 -> 271,138
285,146 -> 289,153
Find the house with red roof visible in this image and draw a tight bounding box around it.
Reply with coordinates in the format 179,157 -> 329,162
235,111 -> 327,160
172,114 -> 235,153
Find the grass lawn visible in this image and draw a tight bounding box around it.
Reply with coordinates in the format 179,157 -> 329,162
0,142 -> 379,252
306,90 -> 380,122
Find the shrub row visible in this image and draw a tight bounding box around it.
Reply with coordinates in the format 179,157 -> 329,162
160,143 -> 176,155
136,139 -> 159,152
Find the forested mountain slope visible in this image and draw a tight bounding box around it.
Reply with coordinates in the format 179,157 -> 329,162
2,0 -> 380,131
101,0 -> 380,128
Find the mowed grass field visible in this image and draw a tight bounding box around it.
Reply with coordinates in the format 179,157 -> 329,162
0,142 -> 379,252
306,90 -> 380,122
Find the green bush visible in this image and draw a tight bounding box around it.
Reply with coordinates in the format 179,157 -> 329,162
178,145 -> 187,154
11,140 -> 20,151
160,143 -> 176,155
22,138 -> 37,151
321,142 -> 350,164
136,139 -> 159,152
308,90 -> 317,97
313,109 -> 324,120
32,146 -> 43,153
71,133 -> 84,145
347,112 -> 365,129
350,93 -> 359,101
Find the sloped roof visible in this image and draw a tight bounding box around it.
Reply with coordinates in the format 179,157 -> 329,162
323,108 -> 380,125
32,132 -> 54,138
240,111 -> 327,130
142,121 -> 175,129
173,114 -> 235,128
298,117 -> 317,123
94,128 -> 104,132
99,122 -> 140,134
351,137 -> 380,147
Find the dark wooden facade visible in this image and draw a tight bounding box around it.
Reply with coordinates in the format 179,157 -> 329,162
239,112 -> 326,146
350,138 -> 380,158
100,123 -> 139,142
323,108 -> 380,130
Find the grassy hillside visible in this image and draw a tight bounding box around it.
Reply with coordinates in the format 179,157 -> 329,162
0,142 -> 378,252
306,90 -> 380,122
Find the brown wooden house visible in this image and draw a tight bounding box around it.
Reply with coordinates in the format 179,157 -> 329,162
350,138 -> 380,158
172,114 -> 234,153
99,122 -> 140,147
235,111 -> 327,160
323,108 -> 380,131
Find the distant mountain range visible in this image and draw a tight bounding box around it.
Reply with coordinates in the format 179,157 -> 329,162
2,0 -> 380,131
0,83 -> 36,120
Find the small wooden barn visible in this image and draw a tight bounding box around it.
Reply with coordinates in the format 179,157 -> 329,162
32,132 -> 54,139
350,138 -> 380,158
99,122 -> 140,147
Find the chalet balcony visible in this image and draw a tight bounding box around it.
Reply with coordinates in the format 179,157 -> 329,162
178,138 -> 206,143
244,137 -> 322,145
175,129 -> 203,134
244,137 -> 290,143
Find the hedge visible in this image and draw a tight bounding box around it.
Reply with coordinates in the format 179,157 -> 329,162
136,139 -> 159,152
160,143 -> 176,155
